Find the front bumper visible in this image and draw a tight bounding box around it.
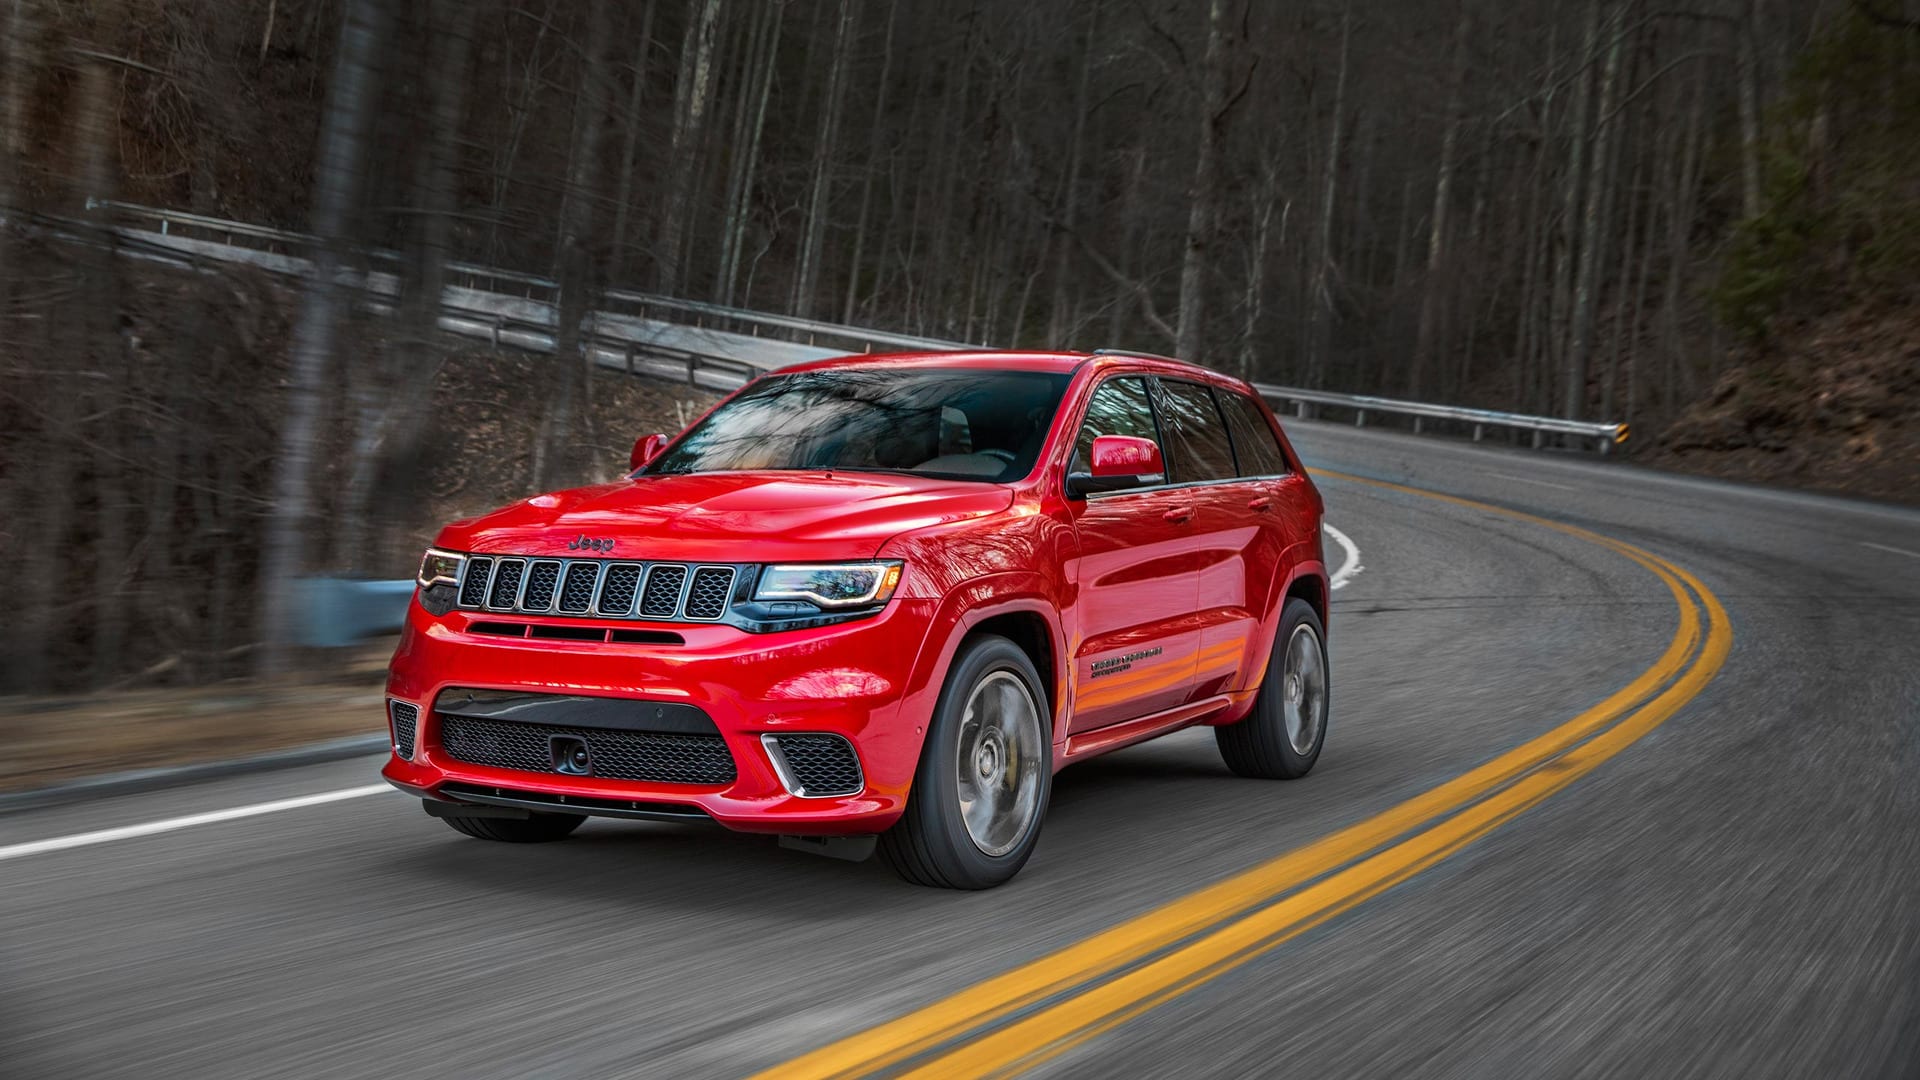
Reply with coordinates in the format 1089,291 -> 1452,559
382,593 -> 939,835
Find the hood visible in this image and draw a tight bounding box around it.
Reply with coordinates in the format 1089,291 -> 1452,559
435,471 -> 1014,563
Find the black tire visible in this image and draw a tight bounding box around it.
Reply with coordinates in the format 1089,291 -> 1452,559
435,808 -> 586,843
880,634 -> 1052,889
1216,597 -> 1330,779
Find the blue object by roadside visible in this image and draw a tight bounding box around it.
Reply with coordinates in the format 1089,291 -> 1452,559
298,578 -> 414,647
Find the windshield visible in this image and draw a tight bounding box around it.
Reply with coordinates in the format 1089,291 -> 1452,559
645,367 -> 1072,482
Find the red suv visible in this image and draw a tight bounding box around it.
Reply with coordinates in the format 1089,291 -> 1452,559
384,351 -> 1329,887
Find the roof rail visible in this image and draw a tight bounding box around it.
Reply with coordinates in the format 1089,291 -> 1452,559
1090,348 -> 1186,363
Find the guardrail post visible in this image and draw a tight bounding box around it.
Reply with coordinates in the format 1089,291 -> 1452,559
1531,430 -> 1543,449
1294,400 -> 1306,418
1598,437 -> 1611,456
1355,409 -> 1367,428
624,346 -> 634,377
1413,417 -> 1424,435
686,357 -> 698,387
1472,423 -> 1484,442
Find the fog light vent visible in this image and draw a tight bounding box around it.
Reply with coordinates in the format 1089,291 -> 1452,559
761,733 -> 863,798
388,700 -> 420,761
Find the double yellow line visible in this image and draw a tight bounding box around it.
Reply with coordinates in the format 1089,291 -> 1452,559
757,472 -> 1732,1080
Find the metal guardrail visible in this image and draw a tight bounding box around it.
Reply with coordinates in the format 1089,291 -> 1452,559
81,199 -> 1627,452
1254,385 -> 1628,453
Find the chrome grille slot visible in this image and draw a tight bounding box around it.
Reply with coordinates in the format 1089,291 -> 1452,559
684,567 -> 736,620
558,562 -> 599,613
597,563 -> 644,616
388,700 -> 419,760
487,559 -> 526,609
640,565 -> 688,618
458,557 -> 494,608
521,560 -> 562,611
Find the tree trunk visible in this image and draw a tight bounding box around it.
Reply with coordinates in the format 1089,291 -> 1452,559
1306,9 -> 1351,390
609,1 -> 657,283
1563,1 -> 1626,420
1734,0 -> 1764,219
718,2 -> 782,307
1046,2 -> 1101,347
533,0 -> 611,491
257,0 -> 390,676
1550,0 -> 1601,415
1409,1 -> 1474,398
841,0 -> 900,325
656,0 -> 723,297
792,0 -> 858,318
1176,0 -> 1232,362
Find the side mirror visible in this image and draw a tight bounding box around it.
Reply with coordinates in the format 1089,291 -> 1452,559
1066,434 -> 1165,498
630,433 -> 669,472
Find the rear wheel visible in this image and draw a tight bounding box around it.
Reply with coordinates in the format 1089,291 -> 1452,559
880,634 -> 1052,889
1216,598 -> 1329,779
435,809 -> 585,843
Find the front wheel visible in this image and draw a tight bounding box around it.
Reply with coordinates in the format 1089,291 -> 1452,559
1216,597 -> 1329,779
880,634 -> 1052,889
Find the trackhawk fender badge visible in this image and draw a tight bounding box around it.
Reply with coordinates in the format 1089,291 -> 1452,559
1090,646 -> 1163,679
568,534 -> 616,553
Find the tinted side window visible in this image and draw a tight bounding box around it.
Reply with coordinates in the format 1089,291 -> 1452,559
1155,380 -> 1237,484
1073,377 -> 1159,470
1219,391 -> 1290,477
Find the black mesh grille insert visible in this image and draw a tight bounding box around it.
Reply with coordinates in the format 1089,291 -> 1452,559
438,714 -> 736,785
487,559 -> 525,608
640,565 -> 687,618
685,567 -> 735,620
597,564 -> 643,615
558,563 -> 599,613
458,558 -> 494,608
521,560 -> 561,611
772,734 -> 863,796
389,700 -> 419,760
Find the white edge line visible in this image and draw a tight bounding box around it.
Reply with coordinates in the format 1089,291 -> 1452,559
1860,540 -> 1920,560
0,784 -> 394,862
1324,523 -> 1362,591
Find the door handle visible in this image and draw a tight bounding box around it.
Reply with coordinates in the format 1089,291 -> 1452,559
1163,506 -> 1195,524
1247,496 -> 1272,511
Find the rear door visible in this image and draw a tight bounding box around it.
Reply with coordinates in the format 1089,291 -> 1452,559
1151,379 -> 1272,699
1213,386 -> 1311,693
1064,375 -> 1200,734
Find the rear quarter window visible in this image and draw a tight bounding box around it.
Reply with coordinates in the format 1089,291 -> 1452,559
1219,391 -> 1291,477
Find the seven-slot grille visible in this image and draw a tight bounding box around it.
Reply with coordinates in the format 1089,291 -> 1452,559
437,714 -> 736,785
456,557 -> 737,623
388,700 -> 419,760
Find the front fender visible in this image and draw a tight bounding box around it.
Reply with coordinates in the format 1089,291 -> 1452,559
895,573 -> 1072,749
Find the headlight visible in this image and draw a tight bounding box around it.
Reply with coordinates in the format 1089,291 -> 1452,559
754,562 -> 902,608
417,548 -> 465,589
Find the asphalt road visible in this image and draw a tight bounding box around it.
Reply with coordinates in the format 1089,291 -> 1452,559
3,422 -> 1916,1079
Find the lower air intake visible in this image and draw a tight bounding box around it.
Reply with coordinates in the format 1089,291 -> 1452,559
438,714 -> 736,785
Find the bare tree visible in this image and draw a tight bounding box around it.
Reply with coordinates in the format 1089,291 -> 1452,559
256,0 -> 390,676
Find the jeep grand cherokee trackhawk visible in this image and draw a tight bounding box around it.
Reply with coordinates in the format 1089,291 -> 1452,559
384,350 -> 1330,888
